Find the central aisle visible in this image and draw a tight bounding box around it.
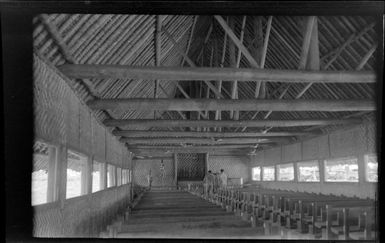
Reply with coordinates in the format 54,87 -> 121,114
116,190 -> 273,239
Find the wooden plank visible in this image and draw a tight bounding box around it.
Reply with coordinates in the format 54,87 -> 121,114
88,98 -> 375,111
112,130 -> 314,137
105,118 -> 361,128
59,64 -> 375,83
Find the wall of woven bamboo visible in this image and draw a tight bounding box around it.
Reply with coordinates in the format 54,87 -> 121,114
33,54 -> 133,236
249,120 -> 377,199
208,155 -> 250,182
34,54 -> 131,167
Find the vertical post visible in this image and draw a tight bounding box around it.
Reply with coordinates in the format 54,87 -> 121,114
58,145 -> 68,209
47,146 -> 59,202
80,157 -> 89,195
130,152 -> 134,201
174,153 -> 178,188
100,162 -> 107,190
86,156 -> 93,194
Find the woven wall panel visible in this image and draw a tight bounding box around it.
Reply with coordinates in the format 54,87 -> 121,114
177,153 -> 205,180
366,122 -> 376,153
33,207 -> 63,237
34,56 -> 67,144
66,91 -> 80,149
133,159 -> 175,187
79,104 -> 92,155
208,156 -> 250,182
62,197 -> 91,236
264,147 -> 281,165
92,119 -> 105,162
329,125 -> 366,158
249,152 -> 264,166
282,143 -> 302,163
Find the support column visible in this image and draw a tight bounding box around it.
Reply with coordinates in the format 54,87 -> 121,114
174,153 -> 178,187
100,162 -> 107,190
130,152 -> 134,201
58,145 -> 68,209
205,152 -> 209,172
47,146 -> 59,202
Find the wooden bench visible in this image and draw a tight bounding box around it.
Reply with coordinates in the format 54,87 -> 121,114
312,199 -> 374,239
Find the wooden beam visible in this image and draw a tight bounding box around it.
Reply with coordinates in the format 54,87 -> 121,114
121,137 -> 276,145
112,130 -> 314,137
230,16 -> 247,120
214,15 -> 260,68
356,44 -> 377,70
133,156 -> 173,161
127,144 -> 262,150
132,150 -> 255,157
59,65 -> 375,84
162,27 -> 225,99
154,15 -> 163,119
298,16 -> 317,70
182,16 -> 197,66
104,118 -> 362,128
88,98 -> 375,112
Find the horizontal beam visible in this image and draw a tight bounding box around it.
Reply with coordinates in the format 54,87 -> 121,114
132,156 -> 173,160
58,65 -> 375,83
131,151 -> 252,157
127,144 -> 261,150
112,130 -> 314,137
89,98 -> 375,112
105,118 -> 361,128
120,137 -> 277,145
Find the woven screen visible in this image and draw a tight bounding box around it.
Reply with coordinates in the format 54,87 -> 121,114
34,54 -> 129,168
177,153 -> 206,181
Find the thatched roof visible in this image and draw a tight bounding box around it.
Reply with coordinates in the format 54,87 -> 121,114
33,14 -> 378,154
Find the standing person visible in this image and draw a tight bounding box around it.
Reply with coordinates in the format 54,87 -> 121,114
220,169 -> 228,189
203,170 -> 210,198
160,160 -> 165,187
146,169 -> 153,190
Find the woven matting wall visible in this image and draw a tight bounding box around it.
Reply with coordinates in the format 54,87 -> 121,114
33,55 -> 132,237
33,185 -> 130,237
250,121 -> 377,199
177,153 -> 206,180
208,156 -> 250,182
34,54 -> 131,168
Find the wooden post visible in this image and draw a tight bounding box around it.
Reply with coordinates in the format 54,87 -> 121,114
47,146 -> 59,202
174,153 -> 178,188
58,146 -> 68,209
100,162 -> 107,190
